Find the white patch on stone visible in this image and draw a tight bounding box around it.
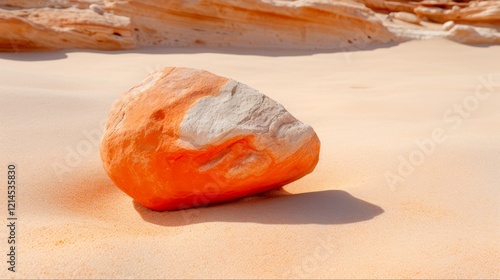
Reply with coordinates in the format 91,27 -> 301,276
179,80 -> 314,160
443,21 -> 455,31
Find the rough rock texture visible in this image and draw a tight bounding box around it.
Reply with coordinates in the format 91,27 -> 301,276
414,1 -> 500,24
100,67 -> 321,211
113,0 -> 394,49
377,0 -> 500,43
0,0 -> 394,51
1,0 -> 498,51
360,0 -> 499,25
0,2 -> 134,51
359,0 -> 419,14
445,24 -> 500,43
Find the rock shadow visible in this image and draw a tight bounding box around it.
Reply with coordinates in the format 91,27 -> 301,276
0,42 -> 402,61
133,189 -> 384,226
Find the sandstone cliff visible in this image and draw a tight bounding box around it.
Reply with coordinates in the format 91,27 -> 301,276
0,0 -> 498,51
113,0 -> 394,49
0,5 -> 134,51
360,0 -> 499,25
0,0 -> 395,51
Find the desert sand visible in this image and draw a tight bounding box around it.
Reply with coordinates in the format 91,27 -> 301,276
0,39 -> 499,278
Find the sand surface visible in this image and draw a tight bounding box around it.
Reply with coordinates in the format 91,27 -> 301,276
1,39 -> 499,278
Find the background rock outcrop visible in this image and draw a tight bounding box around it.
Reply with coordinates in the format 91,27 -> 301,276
414,1 -> 500,24
0,0 -> 498,51
119,0 -> 396,49
359,0 -> 499,25
0,0 -> 395,51
0,5 -> 134,51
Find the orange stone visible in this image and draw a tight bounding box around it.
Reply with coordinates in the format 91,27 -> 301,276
100,67 -> 320,211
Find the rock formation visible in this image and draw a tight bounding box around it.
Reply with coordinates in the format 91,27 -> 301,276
414,1 -> 500,24
113,0 -> 394,49
360,0 -> 500,25
445,24 -> 500,44
0,1 -> 497,51
374,0 -> 499,43
100,67 -> 321,211
0,3 -> 134,51
0,0 -> 395,51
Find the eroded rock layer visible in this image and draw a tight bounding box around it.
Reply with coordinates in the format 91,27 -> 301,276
0,0 -> 394,51
1,1 -> 497,52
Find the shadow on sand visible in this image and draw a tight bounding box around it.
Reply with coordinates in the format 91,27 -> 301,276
133,189 -> 384,226
0,40 -> 496,62
0,43 -> 402,61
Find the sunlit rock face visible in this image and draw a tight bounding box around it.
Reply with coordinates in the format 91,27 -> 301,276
0,0 -> 394,51
2,0 -> 499,51
100,67 -> 320,211
0,4 -> 135,51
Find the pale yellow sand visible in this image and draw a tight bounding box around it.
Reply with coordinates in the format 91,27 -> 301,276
0,39 -> 499,279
